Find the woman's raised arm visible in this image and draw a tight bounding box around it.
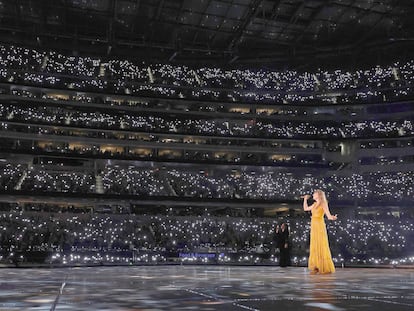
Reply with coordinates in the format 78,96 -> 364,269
303,195 -> 315,211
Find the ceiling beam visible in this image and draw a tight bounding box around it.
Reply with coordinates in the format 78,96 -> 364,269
227,0 -> 262,52
294,2 -> 328,43
209,0 -> 235,45
155,0 -> 165,20
256,0 -> 283,39
353,1 -> 398,47
289,1 -> 306,25
332,0 -> 396,15
274,1 -> 306,43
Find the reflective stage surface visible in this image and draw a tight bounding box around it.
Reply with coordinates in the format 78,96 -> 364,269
0,266 -> 413,310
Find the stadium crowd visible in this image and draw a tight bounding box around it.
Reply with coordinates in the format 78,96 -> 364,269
1,43 -> 413,270
1,44 -> 414,105
1,103 -> 413,139
0,206 -> 412,266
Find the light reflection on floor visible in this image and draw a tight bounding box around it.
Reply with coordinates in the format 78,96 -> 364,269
0,266 -> 413,310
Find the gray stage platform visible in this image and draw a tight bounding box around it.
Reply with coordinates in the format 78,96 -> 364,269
0,265 -> 413,310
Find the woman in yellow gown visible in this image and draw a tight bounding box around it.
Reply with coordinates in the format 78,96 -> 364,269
303,190 -> 337,274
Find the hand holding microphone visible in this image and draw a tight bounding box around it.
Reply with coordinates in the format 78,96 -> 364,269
300,194 -> 310,200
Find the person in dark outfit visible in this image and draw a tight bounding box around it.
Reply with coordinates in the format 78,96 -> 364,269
272,224 -> 280,254
278,223 -> 291,267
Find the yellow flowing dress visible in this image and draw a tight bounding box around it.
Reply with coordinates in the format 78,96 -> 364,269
308,204 -> 336,274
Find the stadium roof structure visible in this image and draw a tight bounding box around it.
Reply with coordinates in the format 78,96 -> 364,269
0,0 -> 413,67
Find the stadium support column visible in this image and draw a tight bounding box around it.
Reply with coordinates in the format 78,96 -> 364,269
340,141 -> 357,162
94,160 -> 104,194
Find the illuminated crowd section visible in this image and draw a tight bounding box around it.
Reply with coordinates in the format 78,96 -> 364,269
1,99 -> 412,167
0,206 -> 413,266
1,102 -> 413,139
1,163 -> 413,202
0,44 -> 413,104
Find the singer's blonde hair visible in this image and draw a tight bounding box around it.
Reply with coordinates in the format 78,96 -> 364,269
314,189 -> 328,204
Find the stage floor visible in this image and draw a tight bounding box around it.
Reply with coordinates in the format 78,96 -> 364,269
0,265 -> 413,310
